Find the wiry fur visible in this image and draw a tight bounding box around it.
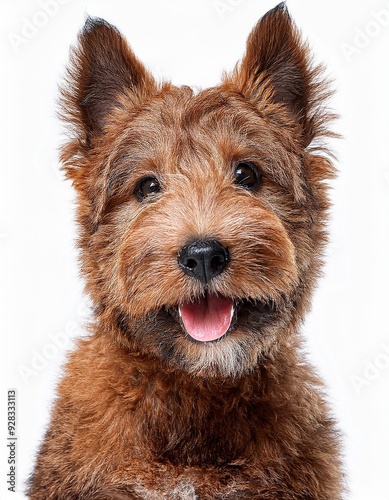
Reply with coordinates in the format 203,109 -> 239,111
29,3 -> 344,498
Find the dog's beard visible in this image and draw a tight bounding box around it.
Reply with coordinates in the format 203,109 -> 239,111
117,295 -> 291,379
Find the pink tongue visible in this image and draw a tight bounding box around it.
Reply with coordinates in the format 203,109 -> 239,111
179,295 -> 234,342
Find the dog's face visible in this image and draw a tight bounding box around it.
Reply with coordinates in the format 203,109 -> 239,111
62,5 -> 335,378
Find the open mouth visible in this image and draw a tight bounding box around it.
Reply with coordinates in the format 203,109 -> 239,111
178,294 -> 235,342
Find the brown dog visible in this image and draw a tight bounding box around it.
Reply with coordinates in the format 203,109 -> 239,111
29,3 -> 343,498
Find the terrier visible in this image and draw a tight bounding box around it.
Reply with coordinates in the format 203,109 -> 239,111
29,3 -> 343,498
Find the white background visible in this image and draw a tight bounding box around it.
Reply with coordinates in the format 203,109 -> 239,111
1,0 -> 388,498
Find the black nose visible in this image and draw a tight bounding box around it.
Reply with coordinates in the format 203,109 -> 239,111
178,239 -> 229,284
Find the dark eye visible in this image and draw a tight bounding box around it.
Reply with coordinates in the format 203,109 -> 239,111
234,162 -> 261,190
135,176 -> 161,201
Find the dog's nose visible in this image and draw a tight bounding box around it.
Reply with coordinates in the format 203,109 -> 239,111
178,239 -> 229,284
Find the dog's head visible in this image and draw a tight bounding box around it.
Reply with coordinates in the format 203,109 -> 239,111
61,3 -> 335,378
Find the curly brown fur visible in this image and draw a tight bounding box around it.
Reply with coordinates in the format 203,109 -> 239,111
29,3 -> 344,498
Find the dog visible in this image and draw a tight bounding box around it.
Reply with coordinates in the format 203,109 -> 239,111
29,3 -> 343,498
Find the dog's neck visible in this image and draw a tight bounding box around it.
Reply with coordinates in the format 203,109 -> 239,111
131,359 -> 268,466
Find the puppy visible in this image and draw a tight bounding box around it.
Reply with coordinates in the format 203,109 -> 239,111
29,3 -> 343,498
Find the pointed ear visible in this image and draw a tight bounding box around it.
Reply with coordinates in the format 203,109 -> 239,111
60,17 -> 156,230
61,17 -> 155,144
232,3 -> 330,147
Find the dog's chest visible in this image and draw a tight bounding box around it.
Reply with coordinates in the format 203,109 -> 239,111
133,479 -> 198,499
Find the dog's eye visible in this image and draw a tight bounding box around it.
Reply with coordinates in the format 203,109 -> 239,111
234,162 -> 261,190
135,177 -> 161,201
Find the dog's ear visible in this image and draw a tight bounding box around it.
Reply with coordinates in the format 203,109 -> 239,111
232,3 -> 330,147
60,17 -> 156,229
61,17 -> 155,145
